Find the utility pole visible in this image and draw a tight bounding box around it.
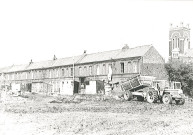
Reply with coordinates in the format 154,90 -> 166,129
73,56 -> 75,94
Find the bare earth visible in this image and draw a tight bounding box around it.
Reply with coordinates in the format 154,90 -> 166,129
0,94 -> 193,135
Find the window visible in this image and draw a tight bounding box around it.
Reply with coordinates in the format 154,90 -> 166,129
84,66 -> 87,75
121,62 -> 124,73
102,64 -> 106,75
31,71 -> 33,79
62,69 -> 65,76
56,69 -> 59,77
39,71 -> 42,78
89,66 -> 92,75
172,53 -> 179,58
108,64 -> 112,75
96,65 -> 100,75
70,68 -> 73,76
133,61 -> 138,73
128,62 -> 132,73
66,68 -> 68,76
172,39 -> 174,49
79,67 -> 82,76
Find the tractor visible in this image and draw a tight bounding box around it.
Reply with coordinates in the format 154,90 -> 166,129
119,75 -> 185,105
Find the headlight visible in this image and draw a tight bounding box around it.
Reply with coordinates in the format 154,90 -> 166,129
178,89 -> 183,94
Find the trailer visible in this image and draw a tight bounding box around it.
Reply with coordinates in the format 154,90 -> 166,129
120,75 -> 185,105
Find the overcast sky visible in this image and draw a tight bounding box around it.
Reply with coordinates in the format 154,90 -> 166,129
0,0 -> 192,67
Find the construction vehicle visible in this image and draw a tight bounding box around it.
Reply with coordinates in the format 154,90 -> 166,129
120,75 -> 185,105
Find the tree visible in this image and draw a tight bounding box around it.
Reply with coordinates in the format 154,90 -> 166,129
165,61 -> 193,96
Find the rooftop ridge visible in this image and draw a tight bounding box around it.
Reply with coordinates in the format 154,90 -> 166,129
83,44 -> 152,56
0,45 -> 152,72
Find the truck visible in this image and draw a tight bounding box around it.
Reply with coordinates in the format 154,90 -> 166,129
119,75 -> 185,105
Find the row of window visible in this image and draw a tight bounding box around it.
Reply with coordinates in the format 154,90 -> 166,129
120,61 -> 139,74
4,60 -> 140,80
4,68 -> 73,80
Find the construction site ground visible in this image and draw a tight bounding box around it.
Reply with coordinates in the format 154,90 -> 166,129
0,93 -> 193,135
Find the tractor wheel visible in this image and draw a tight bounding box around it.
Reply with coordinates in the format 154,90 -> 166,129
123,91 -> 132,101
146,89 -> 158,103
175,98 -> 185,105
162,94 -> 172,104
137,96 -> 144,101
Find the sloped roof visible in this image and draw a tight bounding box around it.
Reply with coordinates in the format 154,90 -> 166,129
7,64 -> 28,72
0,66 -> 12,73
26,60 -> 54,70
0,45 -> 152,73
115,45 -> 152,59
78,49 -> 120,64
78,45 -> 152,63
52,55 -> 83,67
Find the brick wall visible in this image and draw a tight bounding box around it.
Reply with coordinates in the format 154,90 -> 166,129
142,46 -> 168,80
143,46 -> 165,64
142,63 -> 168,80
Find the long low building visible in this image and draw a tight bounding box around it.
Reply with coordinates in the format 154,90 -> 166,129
0,45 -> 168,95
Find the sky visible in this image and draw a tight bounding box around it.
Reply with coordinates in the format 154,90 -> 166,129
0,0 -> 193,67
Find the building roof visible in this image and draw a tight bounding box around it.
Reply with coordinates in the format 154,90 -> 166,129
78,45 -> 152,63
115,45 -> 152,59
26,60 -> 54,70
0,66 -> 12,73
7,64 -> 28,72
0,45 -> 153,73
78,49 -> 120,64
52,55 -> 83,67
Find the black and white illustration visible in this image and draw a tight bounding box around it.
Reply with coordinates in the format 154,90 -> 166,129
0,0 -> 193,135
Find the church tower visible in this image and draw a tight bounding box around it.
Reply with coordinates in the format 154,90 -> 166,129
169,22 -> 190,59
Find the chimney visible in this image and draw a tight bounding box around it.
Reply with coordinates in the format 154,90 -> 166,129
29,59 -> 33,65
180,22 -> 183,27
187,24 -> 189,29
122,44 -> 129,50
170,23 -> 173,29
53,55 -> 57,60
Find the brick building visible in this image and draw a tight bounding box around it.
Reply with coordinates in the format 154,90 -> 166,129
169,22 -> 193,62
0,45 -> 168,95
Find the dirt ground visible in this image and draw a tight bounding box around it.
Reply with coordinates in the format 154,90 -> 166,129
0,93 -> 193,135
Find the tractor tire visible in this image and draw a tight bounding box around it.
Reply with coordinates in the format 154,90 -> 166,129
146,89 -> 158,103
175,98 -> 185,105
162,94 -> 172,104
137,96 -> 144,101
123,91 -> 132,101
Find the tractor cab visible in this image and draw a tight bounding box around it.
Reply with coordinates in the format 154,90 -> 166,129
152,80 -> 185,104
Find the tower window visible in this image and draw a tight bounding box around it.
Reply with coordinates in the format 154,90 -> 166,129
172,39 -> 174,49
121,62 -> 124,73
172,53 -> 179,58
175,36 -> 177,48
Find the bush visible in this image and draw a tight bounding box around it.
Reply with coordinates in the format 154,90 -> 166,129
165,61 -> 193,96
